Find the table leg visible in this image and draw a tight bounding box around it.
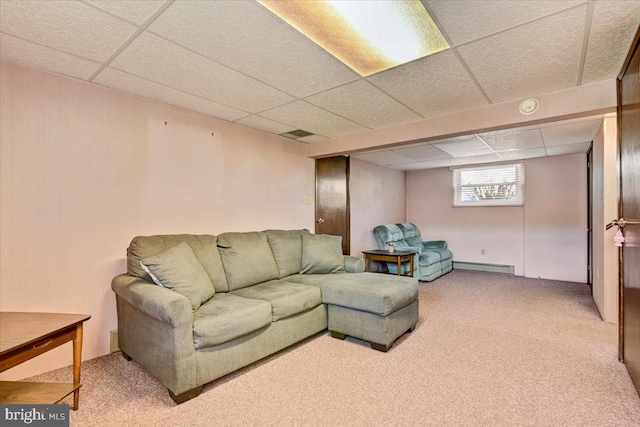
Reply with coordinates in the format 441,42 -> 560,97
397,258 -> 401,276
410,256 -> 414,277
72,323 -> 83,410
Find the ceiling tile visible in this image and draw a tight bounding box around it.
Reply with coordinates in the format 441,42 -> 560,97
259,101 -> 368,138
305,80 -> 422,129
0,0 -> 137,62
109,32 -> 294,113
94,67 -> 249,121
0,32 -> 100,80
234,115 -> 294,135
390,158 -> 464,170
426,0 -> 582,45
581,1 -> 640,84
367,50 -> 488,118
546,142 -> 591,156
459,153 -> 504,164
148,1 -> 359,98
298,135 -> 327,143
541,119 -> 602,146
458,5 -> 587,103
498,147 -> 547,160
354,151 -> 414,166
433,135 -> 494,157
85,0 -> 165,26
479,127 -> 543,151
392,144 -> 451,161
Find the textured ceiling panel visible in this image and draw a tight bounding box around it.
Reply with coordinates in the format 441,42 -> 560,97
545,142 -> 591,156
389,158 -> 464,170
479,127 -> 543,151
0,32 -> 100,79
94,67 -> 249,121
0,0 -> 137,62
459,153 -> 503,164
305,80 -> 422,129
458,5 -> 587,102
367,50 -> 488,118
85,0 -> 166,26
234,115 -> 295,135
148,1 -> 358,98
433,135 -> 494,157
259,101 -> 368,138
353,151 -> 414,166
392,144 -> 451,161
426,0 -> 581,46
581,1 -> 640,84
109,32 -> 294,113
498,147 -> 547,161
541,119 -> 602,146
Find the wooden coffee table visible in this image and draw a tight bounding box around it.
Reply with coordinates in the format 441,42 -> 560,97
362,250 -> 415,277
0,312 -> 91,410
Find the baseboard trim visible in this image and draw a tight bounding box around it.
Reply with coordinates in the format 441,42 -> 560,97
453,261 -> 515,275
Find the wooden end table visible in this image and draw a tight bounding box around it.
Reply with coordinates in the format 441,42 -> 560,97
362,250 -> 415,277
0,312 -> 91,410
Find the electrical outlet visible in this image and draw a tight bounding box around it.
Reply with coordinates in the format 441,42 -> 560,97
481,249 -> 485,255
110,330 -> 120,354
303,195 -> 311,204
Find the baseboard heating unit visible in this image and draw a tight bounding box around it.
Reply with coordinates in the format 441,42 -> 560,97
453,262 -> 515,275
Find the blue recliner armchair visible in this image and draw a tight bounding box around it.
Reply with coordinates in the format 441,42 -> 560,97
372,223 -> 452,282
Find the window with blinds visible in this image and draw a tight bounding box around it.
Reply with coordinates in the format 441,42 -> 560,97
452,163 -> 525,207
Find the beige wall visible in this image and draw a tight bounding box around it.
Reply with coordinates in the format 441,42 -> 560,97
349,158 -> 406,257
407,154 -> 588,282
0,61 -> 315,380
591,116 -> 619,323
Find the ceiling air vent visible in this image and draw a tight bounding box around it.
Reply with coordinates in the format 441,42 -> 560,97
279,129 -> 314,140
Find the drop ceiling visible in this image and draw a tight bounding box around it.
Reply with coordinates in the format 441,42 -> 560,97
1,0 -> 638,169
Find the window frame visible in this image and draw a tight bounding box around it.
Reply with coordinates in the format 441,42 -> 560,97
452,162 -> 525,207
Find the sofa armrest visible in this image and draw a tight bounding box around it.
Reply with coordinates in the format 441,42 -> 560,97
423,240 -> 447,249
344,256 -> 365,273
111,274 -> 192,328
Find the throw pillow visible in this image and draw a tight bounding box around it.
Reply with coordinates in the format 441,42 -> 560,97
140,241 -> 215,311
301,233 -> 345,274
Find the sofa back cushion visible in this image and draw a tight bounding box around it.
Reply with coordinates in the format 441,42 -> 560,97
265,229 -> 309,278
127,234 -> 229,293
300,233 -> 345,274
372,224 -> 415,252
397,223 -> 423,248
140,242 -> 215,311
217,231 -> 280,291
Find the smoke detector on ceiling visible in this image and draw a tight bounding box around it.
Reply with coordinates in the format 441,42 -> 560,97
519,98 -> 539,115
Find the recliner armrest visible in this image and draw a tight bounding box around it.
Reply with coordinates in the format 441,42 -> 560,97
111,274 -> 192,328
344,256 -> 365,273
423,240 -> 447,249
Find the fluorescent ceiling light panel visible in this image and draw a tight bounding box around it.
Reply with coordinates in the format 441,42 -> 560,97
258,0 -> 449,76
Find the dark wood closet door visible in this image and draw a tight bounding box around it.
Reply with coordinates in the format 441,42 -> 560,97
315,156 -> 350,255
618,27 -> 640,396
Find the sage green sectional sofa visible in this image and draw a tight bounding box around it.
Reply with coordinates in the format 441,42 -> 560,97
111,229 -> 419,404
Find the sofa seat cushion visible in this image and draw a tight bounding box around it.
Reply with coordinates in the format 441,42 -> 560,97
231,280 -> 322,321
418,251 -> 441,266
193,294 -> 272,349
426,248 -> 452,261
286,273 -> 418,316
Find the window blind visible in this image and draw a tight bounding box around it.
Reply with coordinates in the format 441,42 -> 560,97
452,163 -> 525,207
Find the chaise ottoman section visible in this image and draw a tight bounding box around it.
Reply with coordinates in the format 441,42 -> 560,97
287,272 -> 419,351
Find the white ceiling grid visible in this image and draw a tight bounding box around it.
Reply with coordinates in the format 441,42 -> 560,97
0,0 -> 637,170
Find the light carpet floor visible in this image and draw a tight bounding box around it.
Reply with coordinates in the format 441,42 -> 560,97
27,271 -> 640,426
